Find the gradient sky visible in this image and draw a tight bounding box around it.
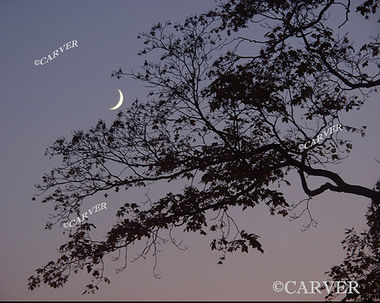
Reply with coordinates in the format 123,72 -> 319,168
0,0 -> 379,301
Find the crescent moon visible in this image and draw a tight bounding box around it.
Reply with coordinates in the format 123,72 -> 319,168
109,89 -> 124,110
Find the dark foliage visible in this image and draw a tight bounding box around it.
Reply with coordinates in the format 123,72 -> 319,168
28,0 -> 379,297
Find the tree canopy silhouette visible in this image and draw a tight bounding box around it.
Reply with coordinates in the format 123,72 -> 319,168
29,0 -> 380,297
325,181 -> 379,301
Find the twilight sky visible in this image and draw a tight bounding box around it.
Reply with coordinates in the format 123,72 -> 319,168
0,0 -> 379,301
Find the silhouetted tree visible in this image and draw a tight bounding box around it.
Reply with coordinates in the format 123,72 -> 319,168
28,0 -> 379,297
325,180 -> 379,302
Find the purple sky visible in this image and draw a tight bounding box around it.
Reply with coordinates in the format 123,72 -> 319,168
0,0 -> 379,301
